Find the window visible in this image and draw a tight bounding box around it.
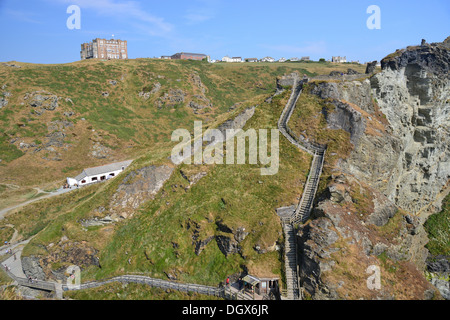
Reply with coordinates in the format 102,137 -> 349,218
91,177 -> 98,182
81,180 -> 86,184
100,176 -> 106,181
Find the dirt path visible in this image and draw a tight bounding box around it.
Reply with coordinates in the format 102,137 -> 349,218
0,187 -> 74,220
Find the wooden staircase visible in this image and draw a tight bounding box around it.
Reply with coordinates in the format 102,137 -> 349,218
277,77 -> 327,301
283,223 -> 300,300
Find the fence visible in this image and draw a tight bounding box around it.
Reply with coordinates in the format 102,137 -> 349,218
62,274 -> 224,297
310,71 -> 377,82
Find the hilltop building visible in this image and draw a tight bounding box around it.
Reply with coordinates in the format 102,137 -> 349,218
80,38 -> 128,60
67,160 -> 133,187
301,56 -> 310,61
245,58 -> 258,62
332,56 -> 347,63
171,52 -> 209,61
222,56 -> 243,63
261,57 -> 275,62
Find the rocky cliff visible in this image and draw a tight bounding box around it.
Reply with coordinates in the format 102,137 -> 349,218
296,38 -> 450,300
310,39 -> 449,216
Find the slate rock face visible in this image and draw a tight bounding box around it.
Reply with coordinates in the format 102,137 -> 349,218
22,256 -> 46,281
308,39 -> 450,215
109,165 -> 174,220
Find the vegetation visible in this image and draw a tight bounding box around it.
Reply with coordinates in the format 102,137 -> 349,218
425,194 -> 450,256
64,282 -> 222,300
0,58 -> 377,300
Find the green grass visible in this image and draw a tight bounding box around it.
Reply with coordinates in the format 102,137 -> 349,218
0,135 -> 23,163
425,194 -> 450,256
17,89 -> 311,293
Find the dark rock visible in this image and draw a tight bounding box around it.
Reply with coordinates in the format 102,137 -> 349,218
216,220 -> 233,234
216,235 -> 240,257
427,255 -> 450,275
347,68 -> 360,75
365,61 -> 377,74
329,71 -> 343,77
195,236 -> 214,256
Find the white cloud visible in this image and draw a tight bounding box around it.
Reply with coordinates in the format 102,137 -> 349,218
184,0 -> 221,25
52,0 -> 174,35
5,9 -> 43,24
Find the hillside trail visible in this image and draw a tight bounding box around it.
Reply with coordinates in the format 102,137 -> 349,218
0,187 -> 74,220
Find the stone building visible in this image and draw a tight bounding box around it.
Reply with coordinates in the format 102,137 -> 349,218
80,38 -> 128,60
171,52 -> 209,61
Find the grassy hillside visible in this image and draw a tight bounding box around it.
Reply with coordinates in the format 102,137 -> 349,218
0,58 -> 368,298
0,59 -> 363,203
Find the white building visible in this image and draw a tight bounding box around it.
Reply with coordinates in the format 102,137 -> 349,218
222,56 -> 243,63
245,58 -> 258,63
278,57 -> 287,63
67,160 -> 133,187
332,56 -> 347,63
290,57 -> 300,62
261,56 -> 275,62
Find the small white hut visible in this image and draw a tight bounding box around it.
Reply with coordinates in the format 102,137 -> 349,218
67,160 -> 133,187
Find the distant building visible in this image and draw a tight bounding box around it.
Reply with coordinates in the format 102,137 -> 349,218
171,52 -> 209,61
278,57 -> 287,63
261,56 -> 275,62
67,160 -> 133,187
160,56 -> 172,60
332,56 -> 347,63
80,38 -> 128,60
290,57 -> 300,62
245,58 -> 258,63
222,56 -> 243,63
301,56 -> 310,61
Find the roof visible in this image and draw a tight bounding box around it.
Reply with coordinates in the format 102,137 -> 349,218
176,52 -> 207,57
74,160 -> 133,181
242,275 -> 260,286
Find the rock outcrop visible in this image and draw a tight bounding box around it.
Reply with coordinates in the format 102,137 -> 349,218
109,165 -> 174,220
297,174 -> 438,300
296,38 -> 450,300
309,39 -> 450,216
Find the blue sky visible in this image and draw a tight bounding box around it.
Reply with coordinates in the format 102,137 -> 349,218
0,0 -> 449,64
